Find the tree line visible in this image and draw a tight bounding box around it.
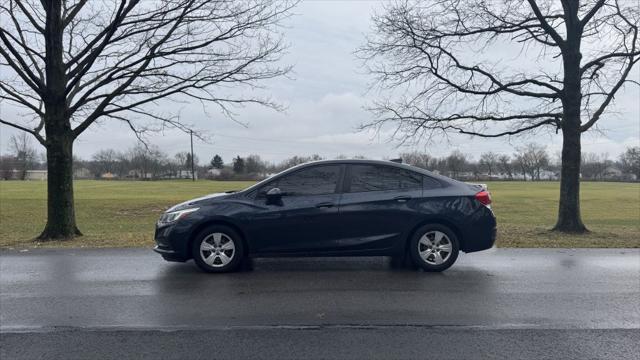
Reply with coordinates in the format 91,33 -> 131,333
401,145 -> 639,182
2,134 -> 638,182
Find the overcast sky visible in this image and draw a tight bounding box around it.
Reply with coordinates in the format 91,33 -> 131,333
1,0 -> 638,164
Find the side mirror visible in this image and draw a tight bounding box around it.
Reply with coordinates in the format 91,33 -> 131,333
265,187 -> 283,206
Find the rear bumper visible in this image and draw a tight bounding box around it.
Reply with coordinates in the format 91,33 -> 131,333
461,206 -> 497,253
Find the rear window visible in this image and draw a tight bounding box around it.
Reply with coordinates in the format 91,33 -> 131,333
423,175 -> 442,190
349,165 -> 422,192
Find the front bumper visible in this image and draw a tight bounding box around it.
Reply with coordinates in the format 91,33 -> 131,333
153,245 -> 187,262
153,223 -> 191,262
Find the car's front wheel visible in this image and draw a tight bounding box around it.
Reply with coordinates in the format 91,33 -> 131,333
192,225 -> 244,273
409,224 -> 459,272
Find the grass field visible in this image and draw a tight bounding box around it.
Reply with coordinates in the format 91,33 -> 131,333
0,180 -> 638,249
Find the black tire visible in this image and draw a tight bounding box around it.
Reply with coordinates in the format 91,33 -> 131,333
389,252 -> 418,270
389,255 -> 406,269
191,225 -> 245,273
408,224 -> 459,272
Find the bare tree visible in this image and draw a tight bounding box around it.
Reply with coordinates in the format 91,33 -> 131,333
165,157 -> 180,178
245,154 -> 266,174
91,149 -> 118,177
174,152 -> 189,170
186,152 -> 199,170
274,154 -> 323,172
173,151 -> 197,175
128,144 -> 167,179
581,152 -> 610,180
498,155 -> 514,180
513,154 -> 530,181
445,150 -> 467,179
8,133 -> 37,180
619,146 -> 640,180
0,155 -> 15,180
514,143 -> 550,180
114,152 -> 130,179
0,0 -> 294,239
479,152 -> 499,177
400,151 -> 434,170
360,0 -> 639,233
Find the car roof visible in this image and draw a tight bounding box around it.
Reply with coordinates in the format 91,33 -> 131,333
293,158 -> 420,169
241,158 -> 466,195
288,159 -> 449,180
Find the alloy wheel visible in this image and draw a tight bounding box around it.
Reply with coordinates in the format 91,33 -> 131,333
418,230 -> 453,265
200,232 -> 235,267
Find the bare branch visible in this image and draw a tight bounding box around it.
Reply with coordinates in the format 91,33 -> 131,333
0,30 -> 45,94
62,0 -> 89,28
0,118 -> 46,145
526,0 -> 565,46
12,0 -> 45,33
580,0 -> 606,27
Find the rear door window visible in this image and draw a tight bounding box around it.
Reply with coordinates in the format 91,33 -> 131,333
348,165 -> 422,193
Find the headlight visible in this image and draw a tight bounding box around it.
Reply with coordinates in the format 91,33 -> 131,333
157,208 -> 199,226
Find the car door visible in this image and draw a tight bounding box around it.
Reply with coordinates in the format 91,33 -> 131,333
246,164 -> 345,254
335,164 -> 424,251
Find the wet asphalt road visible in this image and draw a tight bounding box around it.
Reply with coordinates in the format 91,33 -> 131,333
1,248 -> 639,359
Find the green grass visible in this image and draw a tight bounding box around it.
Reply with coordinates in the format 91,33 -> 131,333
0,180 -> 638,249
0,180 -> 254,249
490,181 -> 639,248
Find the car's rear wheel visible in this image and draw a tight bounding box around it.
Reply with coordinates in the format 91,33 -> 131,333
192,225 -> 244,273
409,224 -> 459,272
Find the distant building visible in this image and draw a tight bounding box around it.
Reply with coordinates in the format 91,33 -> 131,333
156,170 -> 197,180
176,170 -> 197,179
73,167 -> 92,179
101,172 -> 117,179
603,166 -> 623,180
207,168 -> 221,176
25,170 -> 47,181
128,169 -> 153,179
538,170 -> 559,180
0,169 -> 48,180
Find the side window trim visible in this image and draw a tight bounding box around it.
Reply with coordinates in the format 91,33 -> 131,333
335,164 -> 347,194
343,164 -> 353,193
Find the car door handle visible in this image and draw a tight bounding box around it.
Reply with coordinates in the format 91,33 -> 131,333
394,196 -> 411,203
315,202 -> 335,209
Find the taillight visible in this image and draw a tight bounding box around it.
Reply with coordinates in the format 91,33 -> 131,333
475,190 -> 492,207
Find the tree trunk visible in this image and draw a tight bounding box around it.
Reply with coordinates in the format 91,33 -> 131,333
37,133 -> 82,240
554,123 -> 587,232
36,0 -> 81,240
555,12 -> 587,233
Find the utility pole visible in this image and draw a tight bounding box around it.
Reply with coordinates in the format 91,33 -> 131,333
190,130 -> 195,182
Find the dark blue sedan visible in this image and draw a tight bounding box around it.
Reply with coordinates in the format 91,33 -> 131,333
154,159 -> 496,272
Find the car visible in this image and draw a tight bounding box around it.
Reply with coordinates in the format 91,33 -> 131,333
154,159 -> 496,273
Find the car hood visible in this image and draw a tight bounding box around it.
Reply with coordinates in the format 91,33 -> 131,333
166,192 -> 234,212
